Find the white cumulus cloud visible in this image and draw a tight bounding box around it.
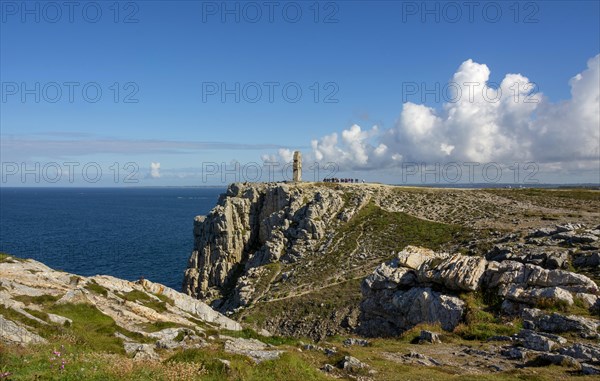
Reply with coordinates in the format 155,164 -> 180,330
266,54 -> 599,177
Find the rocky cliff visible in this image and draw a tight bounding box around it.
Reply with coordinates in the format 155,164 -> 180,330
182,183 -> 600,342
182,182 -> 371,310
3,184 -> 600,379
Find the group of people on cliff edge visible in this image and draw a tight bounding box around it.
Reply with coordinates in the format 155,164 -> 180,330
323,178 -> 365,183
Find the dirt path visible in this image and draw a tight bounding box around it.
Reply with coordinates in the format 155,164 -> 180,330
263,221 -> 369,303
261,273 -> 366,303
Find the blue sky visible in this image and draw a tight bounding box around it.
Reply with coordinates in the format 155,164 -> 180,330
1,1 -> 599,186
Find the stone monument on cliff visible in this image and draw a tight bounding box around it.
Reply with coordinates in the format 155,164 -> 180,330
293,151 -> 302,182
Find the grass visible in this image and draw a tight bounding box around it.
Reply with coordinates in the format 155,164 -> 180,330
166,348 -> 331,381
13,294 -> 60,307
23,308 -> 50,323
319,335 -> 582,381
165,347 -> 237,375
570,297 -> 597,317
0,339 -> 586,381
454,293 -> 522,340
286,202 -> 471,291
0,252 -> 25,263
84,281 -> 109,297
0,305 -> 59,337
46,303 -> 126,354
69,275 -> 82,285
485,188 -> 600,212
343,201 -> 469,252
454,322 -> 522,341
241,202 -> 477,339
142,321 -> 181,332
219,328 -> 299,346
399,323 -> 447,343
242,277 -> 363,340
0,299 -> 591,381
535,297 -> 570,312
118,290 -> 173,313
487,188 -> 600,201
0,302 -> 147,354
535,296 -> 595,317
155,293 -> 175,306
174,330 -> 186,342
0,343 -> 210,381
250,263 -> 280,302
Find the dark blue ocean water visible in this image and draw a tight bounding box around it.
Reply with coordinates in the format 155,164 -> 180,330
0,187 -> 225,290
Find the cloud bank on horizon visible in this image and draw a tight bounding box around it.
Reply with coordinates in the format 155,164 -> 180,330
266,54 -> 600,173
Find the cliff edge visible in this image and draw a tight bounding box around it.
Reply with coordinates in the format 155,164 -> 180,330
182,182 -> 372,308
182,183 -> 600,341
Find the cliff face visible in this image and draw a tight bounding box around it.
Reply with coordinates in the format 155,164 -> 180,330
182,182 -> 371,309
181,183 -> 600,340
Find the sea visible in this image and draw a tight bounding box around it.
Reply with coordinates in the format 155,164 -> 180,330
2,184 -> 597,292
0,187 -> 225,291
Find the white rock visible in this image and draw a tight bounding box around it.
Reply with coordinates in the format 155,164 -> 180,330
47,313 -> 72,325
0,315 -> 47,345
223,337 -> 283,363
396,246 -> 441,270
505,285 -> 574,306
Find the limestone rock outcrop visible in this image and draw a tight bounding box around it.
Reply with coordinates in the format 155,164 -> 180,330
0,256 -> 240,351
222,336 -> 284,363
182,182 -> 371,310
521,308 -> 600,338
361,286 -> 465,336
484,260 -> 598,295
360,245 -> 600,337
0,315 -> 47,345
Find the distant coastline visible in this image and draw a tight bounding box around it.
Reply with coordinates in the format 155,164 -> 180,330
1,183 -> 599,190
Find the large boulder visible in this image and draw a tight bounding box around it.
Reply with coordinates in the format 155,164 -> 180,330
362,262 -> 416,291
360,287 -> 464,336
559,343 -> 600,362
517,329 -> 564,352
139,279 -> 241,331
573,252 -> 600,268
377,246 -> 487,292
504,285 -> 574,306
123,342 -> 160,360
486,245 -> 569,270
522,308 -> 600,338
484,261 -> 598,294
417,254 -> 487,291
396,246 -> 442,270
337,356 -> 369,372
223,337 -> 283,363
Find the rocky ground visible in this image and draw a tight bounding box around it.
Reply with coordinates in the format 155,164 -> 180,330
2,183 -> 599,380
179,182 -> 599,379
0,255 -> 241,355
